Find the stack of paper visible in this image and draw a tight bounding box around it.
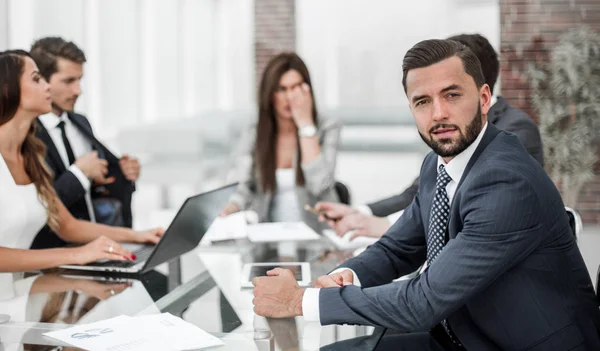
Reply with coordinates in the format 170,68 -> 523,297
246,222 -> 321,242
322,229 -> 378,250
44,313 -> 223,351
203,211 -> 258,242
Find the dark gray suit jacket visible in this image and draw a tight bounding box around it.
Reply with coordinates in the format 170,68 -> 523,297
319,124 -> 600,350
368,97 -> 544,217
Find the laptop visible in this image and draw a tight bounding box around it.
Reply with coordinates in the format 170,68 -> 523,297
60,183 -> 238,274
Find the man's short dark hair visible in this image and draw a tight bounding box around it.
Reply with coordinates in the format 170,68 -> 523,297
30,37 -> 86,81
447,34 -> 499,94
402,39 -> 485,94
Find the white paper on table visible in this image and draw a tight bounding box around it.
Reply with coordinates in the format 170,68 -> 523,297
322,229 -> 378,250
135,313 -> 224,350
44,315 -> 153,351
246,222 -> 320,242
43,313 -> 223,351
203,211 -> 258,242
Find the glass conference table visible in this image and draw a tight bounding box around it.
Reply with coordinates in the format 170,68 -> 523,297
0,236 -> 386,351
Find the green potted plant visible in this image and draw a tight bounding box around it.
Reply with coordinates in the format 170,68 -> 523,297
528,26 -> 600,208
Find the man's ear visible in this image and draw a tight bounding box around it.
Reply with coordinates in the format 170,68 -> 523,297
480,83 -> 492,115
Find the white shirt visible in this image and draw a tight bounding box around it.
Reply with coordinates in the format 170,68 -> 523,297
302,123 -> 489,323
0,154 -> 47,251
269,168 -> 303,222
38,112 -> 96,222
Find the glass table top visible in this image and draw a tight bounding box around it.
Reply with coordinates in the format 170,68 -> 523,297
0,237 -> 385,351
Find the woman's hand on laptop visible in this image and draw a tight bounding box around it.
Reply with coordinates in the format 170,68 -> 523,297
72,236 -> 135,264
133,228 -> 165,245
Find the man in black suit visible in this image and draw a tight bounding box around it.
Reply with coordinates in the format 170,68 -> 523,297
317,33 -> 545,240
29,37 -> 141,249
252,38 -> 600,350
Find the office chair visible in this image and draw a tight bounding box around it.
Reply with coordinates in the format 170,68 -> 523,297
565,207 -> 582,241
334,181 -> 351,205
597,265 -> 600,307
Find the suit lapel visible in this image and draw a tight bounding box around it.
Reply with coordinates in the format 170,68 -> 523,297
35,119 -> 67,173
68,113 -> 118,163
455,123 -> 501,191
447,124 -> 502,229
67,113 -> 100,148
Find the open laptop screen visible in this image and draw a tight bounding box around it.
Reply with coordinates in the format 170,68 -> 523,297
141,183 -> 238,272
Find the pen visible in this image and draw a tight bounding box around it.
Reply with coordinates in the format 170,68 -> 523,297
304,205 -> 339,222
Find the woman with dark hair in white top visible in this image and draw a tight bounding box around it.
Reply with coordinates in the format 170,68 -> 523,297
0,50 -> 163,272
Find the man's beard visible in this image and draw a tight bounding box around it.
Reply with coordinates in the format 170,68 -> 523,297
418,104 -> 483,158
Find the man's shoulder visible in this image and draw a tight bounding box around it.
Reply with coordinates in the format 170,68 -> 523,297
493,98 -> 537,130
470,132 -> 541,186
68,111 -> 90,123
68,112 -> 94,132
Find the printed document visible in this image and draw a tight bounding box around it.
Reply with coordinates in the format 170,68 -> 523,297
44,313 -> 223,351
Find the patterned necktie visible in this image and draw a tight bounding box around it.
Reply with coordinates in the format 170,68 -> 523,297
427,164 -> 463,347
427,164 -> 452,264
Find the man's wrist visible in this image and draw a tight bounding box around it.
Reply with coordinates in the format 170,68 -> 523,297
295,288 -> 305,316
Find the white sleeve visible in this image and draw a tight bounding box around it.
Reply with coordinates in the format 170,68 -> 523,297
68,164 -> 91,191
302,288 -> 321,323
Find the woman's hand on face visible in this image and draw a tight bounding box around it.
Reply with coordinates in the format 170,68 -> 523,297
72,236 -> 134,265
134,228 -> 165,245
289,83 -> 314,127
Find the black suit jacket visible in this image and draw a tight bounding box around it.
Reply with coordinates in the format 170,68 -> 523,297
321,124 -> 600,350
368,97 -> 544,217
31,112 -> 135,249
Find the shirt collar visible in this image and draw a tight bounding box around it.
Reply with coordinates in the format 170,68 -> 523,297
437,122 -> 488,183
38,111 -> 68,130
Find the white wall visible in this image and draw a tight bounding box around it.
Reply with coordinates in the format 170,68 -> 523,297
296,0 -> 500,109
1,0 -> 255,139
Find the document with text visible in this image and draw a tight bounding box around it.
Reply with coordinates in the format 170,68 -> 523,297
44,313 -> 223,351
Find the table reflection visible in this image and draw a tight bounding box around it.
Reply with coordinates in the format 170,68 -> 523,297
0,237 -> 384,351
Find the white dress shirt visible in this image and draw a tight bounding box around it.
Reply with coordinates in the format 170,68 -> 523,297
303,122 -> 489,323
38,112 -> 96,222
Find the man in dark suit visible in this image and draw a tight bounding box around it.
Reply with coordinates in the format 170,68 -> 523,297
252,39 -> 600,350
29,37 -> 141,249
316,33 -> 545,240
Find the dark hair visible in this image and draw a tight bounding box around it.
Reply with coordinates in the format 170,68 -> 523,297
255,52 -> 318,192
447,34 -> 499,94
30,37 -> 86,81
0,50 -> 59,231
402,39 -> 485,94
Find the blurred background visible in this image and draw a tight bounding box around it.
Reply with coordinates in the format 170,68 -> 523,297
0,0 -> 598,229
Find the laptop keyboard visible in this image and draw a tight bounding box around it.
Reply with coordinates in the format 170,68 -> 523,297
85,245 -> 155,268
133,245 -> 154,262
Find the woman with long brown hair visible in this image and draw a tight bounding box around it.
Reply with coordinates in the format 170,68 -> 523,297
0,50 -> 163,272
221,52 -> 341,224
